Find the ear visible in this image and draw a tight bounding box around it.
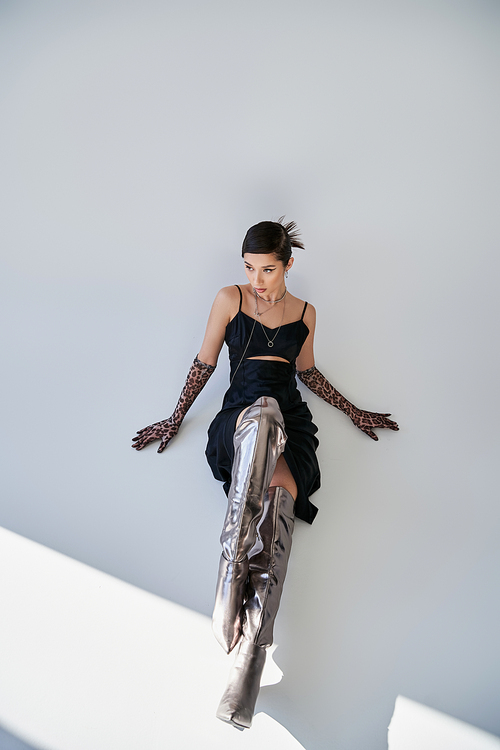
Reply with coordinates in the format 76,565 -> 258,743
286,257 -> 295,272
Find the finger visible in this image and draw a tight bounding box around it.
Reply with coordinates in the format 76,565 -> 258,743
364,428 -> 378,441
157,438 -> 169,453
133,433 -> 155,449
383,419 -> 399,430
132,433 -> 149,445
137,423 -> 160,435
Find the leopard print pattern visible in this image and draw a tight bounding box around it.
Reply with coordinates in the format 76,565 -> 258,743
297,365 -> 398,441
132,356 -> 216,453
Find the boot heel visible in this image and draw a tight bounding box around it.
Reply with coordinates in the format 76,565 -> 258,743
216,640 -> 266,729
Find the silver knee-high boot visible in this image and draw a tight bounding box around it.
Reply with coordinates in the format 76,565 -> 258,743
212,397 -> 287,654
242,484 -> 295,648
216,485 -> 295,730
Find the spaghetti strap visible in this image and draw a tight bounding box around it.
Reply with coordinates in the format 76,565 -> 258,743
235,285 -> 243,311
301,301 -> 308,321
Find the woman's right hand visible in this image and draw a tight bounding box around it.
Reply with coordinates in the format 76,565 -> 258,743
132,416 -> 181,453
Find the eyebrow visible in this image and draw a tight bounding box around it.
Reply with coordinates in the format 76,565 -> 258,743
244,262 -> 277,269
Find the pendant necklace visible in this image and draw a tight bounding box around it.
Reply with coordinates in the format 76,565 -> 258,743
254,289 -> 287,348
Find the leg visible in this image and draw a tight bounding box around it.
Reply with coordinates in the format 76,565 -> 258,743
269,454 -> 297,499
212,397 -> 287,654
243,485 -> 295,647
216,485 -> 295,729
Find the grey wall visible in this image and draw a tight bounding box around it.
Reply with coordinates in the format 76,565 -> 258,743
1,2 -> 499,748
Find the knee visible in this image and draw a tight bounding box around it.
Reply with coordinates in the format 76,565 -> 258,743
235,397 -> 286,448
249,397 -> 285,437
259,396 -> 283,426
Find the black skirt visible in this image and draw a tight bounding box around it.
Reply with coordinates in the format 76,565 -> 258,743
205,359 -> 321,524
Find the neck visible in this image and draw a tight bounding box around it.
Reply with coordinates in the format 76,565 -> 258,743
254,285 -> 287,303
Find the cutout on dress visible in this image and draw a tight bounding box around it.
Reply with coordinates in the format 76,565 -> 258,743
246,356 -> 290,363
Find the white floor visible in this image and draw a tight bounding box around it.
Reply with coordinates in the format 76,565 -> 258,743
388,696 -> 500,750
0,526 -> 305,750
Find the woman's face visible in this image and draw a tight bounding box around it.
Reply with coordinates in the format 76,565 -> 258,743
243,253 -> 293,299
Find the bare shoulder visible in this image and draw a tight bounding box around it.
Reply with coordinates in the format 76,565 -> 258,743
209,285 -> 241,322
294,297 -> 316,370
216,284 -> 240,299
300,299 -> 316,332
285,291 -> 316,323
303,301 -> 316,320
212,284 -> 240,306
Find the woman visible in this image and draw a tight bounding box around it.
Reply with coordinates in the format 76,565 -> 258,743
132,219 -> 398,730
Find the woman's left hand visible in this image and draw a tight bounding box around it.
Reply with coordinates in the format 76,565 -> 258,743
350,409 -> 399,441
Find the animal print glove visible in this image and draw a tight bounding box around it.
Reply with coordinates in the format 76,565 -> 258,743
297,365 -> 398,441
132,356 -> 216,453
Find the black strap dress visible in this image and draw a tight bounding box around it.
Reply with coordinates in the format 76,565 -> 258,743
205,286 -> 321,524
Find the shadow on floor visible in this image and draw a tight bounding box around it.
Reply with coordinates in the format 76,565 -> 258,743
0,726 -> 45,750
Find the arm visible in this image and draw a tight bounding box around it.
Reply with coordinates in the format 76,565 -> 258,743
132,286 -> 239,453
295,304 -> 399,441
132,356 -> 216,452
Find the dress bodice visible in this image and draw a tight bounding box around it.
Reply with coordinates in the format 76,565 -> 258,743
225,286 -> 309,370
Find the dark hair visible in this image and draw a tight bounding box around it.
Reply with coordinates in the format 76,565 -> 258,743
241,216 -> 304,266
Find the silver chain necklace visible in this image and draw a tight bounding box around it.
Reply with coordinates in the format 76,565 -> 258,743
254,286 -> 287,304
254,289 -> 287,348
